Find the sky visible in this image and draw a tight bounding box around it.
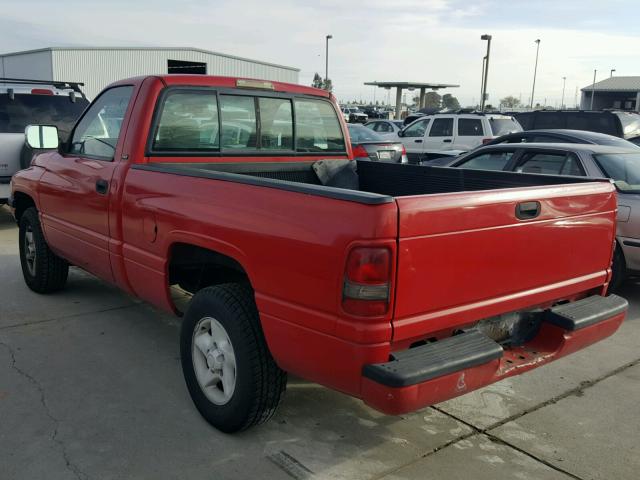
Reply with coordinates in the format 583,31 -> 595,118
1,0 -> 638,107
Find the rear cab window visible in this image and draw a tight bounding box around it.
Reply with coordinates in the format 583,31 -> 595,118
149,88 -> 345,155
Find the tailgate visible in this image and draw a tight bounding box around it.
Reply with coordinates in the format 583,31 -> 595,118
393,181 -> 617,340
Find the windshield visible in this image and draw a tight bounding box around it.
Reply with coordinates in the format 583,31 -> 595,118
489,117 -> 522,136
348,124 -> 384,142
593,153 -> 640,192
0,93 -> 89,139
616,112 -> 640,138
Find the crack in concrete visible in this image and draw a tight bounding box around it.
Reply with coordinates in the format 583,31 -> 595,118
0,303 -> 139,331
0,340 -> 89,480
371,356 -> 640,480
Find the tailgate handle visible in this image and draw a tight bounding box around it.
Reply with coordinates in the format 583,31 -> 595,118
516,201 -> 541,220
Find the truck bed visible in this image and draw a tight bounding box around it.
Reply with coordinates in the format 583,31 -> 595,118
134,160 -> 605,202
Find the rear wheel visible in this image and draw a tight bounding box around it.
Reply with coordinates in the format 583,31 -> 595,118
18,207 -> 69,293
180,283 -> 286,433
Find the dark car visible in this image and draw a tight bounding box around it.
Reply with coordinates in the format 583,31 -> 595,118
514,110 -> 640,143
484,129 -> 640,149
347,124 -> 407,163
445,142 -> 640,289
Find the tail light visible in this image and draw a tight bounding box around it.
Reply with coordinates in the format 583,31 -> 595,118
31,89 -> 53,95
400,144 -> 408,164
352,144 -> 369,160
342,247 -> 391,316
481,138 -> 493,145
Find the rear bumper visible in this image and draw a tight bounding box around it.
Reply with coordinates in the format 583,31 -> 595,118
361,294 -> 627,415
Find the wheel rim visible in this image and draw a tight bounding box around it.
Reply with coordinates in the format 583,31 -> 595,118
24,225 -> 37,277
192,317 -> 237,405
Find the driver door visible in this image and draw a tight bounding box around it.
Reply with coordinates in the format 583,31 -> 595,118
38,86 -> 134,282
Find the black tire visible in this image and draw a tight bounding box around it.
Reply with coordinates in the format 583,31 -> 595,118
609,244 -> 626,293
180,283 -> 287,433
18,207 -> 69,293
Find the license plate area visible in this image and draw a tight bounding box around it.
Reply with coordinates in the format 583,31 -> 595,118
378,150 -> 393,160
474,309 -> 543,346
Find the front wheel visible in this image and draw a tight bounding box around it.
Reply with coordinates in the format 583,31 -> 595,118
18,207 -> 69,293
180,283 -> 287,433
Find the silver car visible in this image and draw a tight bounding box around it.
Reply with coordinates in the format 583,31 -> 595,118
0,78 -> 88,203
446,142 -> 640,288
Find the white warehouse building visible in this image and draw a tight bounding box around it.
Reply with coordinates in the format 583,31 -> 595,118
0,47 -> 300,99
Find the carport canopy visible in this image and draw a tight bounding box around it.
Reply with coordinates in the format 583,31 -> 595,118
364,81 -> 460,119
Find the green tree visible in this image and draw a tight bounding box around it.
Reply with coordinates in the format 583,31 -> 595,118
311,73 -> 323,89
442,94 -> 461,110
423,91 -> 441,109
500,95 -> 521,108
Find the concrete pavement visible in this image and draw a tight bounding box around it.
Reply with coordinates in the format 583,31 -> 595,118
1,205 -> 638,480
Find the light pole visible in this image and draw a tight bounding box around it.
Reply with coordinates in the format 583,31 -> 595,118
561,76 -> 566,109
610,69 -> 616,78
590,69 -> 597,110
325,35 -> 332,89
480,34 -> 492,111
530,39 -> 541,109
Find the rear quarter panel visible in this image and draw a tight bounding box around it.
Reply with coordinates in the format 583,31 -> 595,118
119,169 -> 398,391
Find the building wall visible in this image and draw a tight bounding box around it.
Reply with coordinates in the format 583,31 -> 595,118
580,91 -> 640,111
0,50 -> 52,80
51,49 -> 299,99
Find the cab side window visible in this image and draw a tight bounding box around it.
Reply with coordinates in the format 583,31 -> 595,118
70,86 -> 133,160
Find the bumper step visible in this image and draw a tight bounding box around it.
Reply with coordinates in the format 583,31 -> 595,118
546,294 -> 628,331
362,330 -> 503,387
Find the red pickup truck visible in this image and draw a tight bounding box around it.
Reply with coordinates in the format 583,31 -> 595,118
9,75 -> 627,433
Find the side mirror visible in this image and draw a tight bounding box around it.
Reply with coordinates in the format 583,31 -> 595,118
397,129 -> 405,137
25,125 -> 59,149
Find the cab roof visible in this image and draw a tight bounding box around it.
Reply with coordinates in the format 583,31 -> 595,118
109,75 -> 331,98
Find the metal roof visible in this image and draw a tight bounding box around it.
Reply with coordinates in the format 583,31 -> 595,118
0,46 -> 300,72
581,76 -> 640,92
364,81 -> 459,90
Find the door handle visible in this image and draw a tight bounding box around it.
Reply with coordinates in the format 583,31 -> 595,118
443,139 -> 452,143
515,201 -> 541,220
415,139 -> 423,143
96,179 -> 109,195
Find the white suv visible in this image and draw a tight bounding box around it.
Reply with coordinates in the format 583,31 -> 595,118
397,112 -> 522,163
0,78 -> 89,203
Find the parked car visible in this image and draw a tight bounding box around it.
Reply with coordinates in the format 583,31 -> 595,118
10,75 -> 627,433
364,119 -> 405,138
397,112 -> 522,163
485,129 -> 640,149
347,124 -> 407,163
360,106 -> 385,119
342,106 -> 368,123
446,142 -> 640,288
0,78 -> 89,204
514,110 -> 640,144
